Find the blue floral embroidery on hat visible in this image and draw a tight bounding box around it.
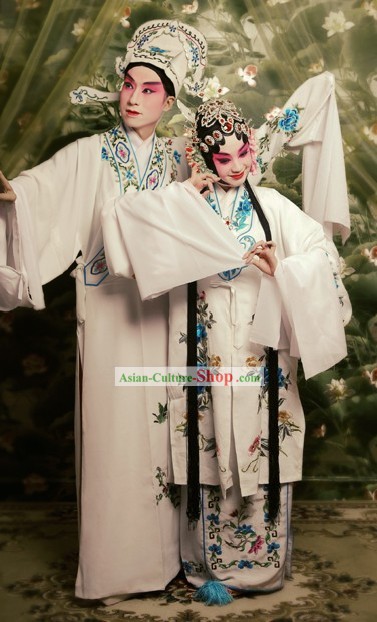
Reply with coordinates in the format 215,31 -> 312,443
149,46 -> 168,55
71,89 -> 84,103
190,45 -> 199,65
173,150 -> 181,163
137,34 -> 150,49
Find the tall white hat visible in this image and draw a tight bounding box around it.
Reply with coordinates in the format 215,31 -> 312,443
116,20 -> 207,96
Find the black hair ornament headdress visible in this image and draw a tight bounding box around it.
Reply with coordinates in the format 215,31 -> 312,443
184,98 -> 258,176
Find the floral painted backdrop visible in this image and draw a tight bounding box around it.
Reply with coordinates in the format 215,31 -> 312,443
0,0 -> 376,501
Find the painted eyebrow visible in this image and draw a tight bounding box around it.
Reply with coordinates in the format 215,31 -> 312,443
123,75 -> 162,86
214,145 -> 249,157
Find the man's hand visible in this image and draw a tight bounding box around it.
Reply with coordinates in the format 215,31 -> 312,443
243,240 -> 278,276
0,171 -> 16,203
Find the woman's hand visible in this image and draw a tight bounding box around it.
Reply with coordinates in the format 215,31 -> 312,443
188,164 -> 219,197
0,171 -> 16,203
243,240 -> 278,276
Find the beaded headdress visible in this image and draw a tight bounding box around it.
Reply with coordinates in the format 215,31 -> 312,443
185,99 -> 259,175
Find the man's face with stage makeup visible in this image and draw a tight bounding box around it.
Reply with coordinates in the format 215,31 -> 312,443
211,134 -> 252,188
120,65 -> 175,140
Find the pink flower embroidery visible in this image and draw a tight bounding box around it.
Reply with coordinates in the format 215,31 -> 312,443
249,535 -> 264,554
248,435 -> 260,456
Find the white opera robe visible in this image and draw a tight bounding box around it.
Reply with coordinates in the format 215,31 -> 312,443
0,124 -> 190,600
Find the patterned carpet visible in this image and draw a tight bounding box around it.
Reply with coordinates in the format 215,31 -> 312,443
0,502 -> 376,621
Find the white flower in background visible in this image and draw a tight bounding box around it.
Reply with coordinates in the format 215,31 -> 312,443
120,7 -> 131,28
361,245 -> 377,265
363,1 -> 377,20
264,106 -> 281,121
363,368 -> 377,388
339,257 -> 356,278
71,18 -> 91,41
363,123 -> 377,145
182,0 -> 198,14
326,378 -> 350,400
322,11 -> 355,37
312,424 -> 327,438
267,0 -> 292,5
237,64 -> 258,87
309,59 -> 325,74
200,76 -> 229,101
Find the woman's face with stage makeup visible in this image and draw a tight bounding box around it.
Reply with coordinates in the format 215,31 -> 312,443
211,133 -> 252,188
120,65 -> 175,140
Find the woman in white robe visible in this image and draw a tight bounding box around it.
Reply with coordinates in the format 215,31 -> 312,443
0,20 -> 209,602
170,181 -> 350,598
169,100 -> 351,599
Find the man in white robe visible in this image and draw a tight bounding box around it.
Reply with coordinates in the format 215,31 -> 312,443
0,20 -> 209,603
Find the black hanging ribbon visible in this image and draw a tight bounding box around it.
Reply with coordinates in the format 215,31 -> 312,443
185,181 -> 280,523
245,180 -> 280,522
186,280 -> 200,521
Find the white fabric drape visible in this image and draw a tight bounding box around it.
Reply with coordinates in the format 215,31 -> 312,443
251,71 -> 350,242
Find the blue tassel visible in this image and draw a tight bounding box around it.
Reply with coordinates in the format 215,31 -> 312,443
193,580 -> 233,606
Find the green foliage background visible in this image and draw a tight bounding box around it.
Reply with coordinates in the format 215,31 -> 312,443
0,0 -> 376,501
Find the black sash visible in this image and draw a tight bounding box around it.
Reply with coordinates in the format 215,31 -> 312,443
186,180 -> 281,523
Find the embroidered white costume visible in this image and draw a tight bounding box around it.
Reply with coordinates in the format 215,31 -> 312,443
0,18 -> 209,602
169,182 -> 350,591
0,125 -> 190,599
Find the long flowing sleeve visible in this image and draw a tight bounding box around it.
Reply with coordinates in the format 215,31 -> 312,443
0,198 -> 36,310
249,188 -> 350,379
101,181 -> 245,300
0,134 -> 101,311
252,71 -> 350,243
0,175 -> 55,310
